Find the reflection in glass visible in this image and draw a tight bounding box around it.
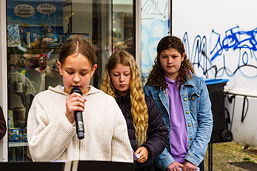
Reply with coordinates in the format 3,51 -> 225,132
112,0 -> 135,57
6,0 -> 134,161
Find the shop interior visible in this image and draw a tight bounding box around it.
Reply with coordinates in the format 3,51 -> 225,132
6,0 -> 134,161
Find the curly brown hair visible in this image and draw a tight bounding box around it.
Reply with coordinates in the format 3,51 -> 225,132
146,35 -> 194,89
100,50 -> 148,146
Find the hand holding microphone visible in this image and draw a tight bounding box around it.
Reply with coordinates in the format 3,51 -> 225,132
66,87 -> 85,139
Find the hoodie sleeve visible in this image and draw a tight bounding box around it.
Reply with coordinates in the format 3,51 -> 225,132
27,94 -> 76,161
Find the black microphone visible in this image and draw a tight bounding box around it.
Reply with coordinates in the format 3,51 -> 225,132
70,87 -> 85,139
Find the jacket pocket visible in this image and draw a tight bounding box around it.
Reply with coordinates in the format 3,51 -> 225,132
188,92 -> 200,117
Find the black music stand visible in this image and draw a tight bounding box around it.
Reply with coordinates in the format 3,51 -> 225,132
0,161 -> 66,171
74,160 -> 135,171
0,160 -> 135,171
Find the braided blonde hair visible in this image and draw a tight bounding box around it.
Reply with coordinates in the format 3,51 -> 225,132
101,50 -> 148,146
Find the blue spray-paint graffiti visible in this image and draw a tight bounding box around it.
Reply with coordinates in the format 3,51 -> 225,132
183,26 -> 257,78
141,0 -> 169,82
141,19 -> 169,69
210,26 -> 257,61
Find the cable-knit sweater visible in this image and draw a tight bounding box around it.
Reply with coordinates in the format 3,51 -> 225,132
27,85 -> 133,162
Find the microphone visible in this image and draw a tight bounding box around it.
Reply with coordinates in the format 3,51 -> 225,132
70,87 -> 85,139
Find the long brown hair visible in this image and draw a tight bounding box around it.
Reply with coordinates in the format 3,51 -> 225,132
146,35 -> 194,89
101,50 -> 148,146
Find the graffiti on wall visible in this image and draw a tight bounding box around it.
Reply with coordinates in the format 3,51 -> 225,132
141,0 -> 170,82
183,26 -> 257,79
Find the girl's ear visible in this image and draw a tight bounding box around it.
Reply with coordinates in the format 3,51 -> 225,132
90,64 -> 98,77
57,61 -> 62,76
182,53 -> 186,61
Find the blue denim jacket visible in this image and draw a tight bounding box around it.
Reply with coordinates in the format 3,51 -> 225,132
144,74 -> 213,170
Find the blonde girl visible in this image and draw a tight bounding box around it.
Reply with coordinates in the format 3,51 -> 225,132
101,50 -> 168,171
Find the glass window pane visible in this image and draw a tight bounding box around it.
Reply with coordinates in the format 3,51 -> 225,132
112,0 -> 134,57
6,0 -> 134,161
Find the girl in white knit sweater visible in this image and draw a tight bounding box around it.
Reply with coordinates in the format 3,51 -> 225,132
27,35 -> 133,162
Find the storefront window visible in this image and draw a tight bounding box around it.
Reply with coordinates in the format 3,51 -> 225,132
6,0 -> 134,161
112,0 -> 134,56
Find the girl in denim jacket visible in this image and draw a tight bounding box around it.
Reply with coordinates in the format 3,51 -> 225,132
144,36 -> 213,171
